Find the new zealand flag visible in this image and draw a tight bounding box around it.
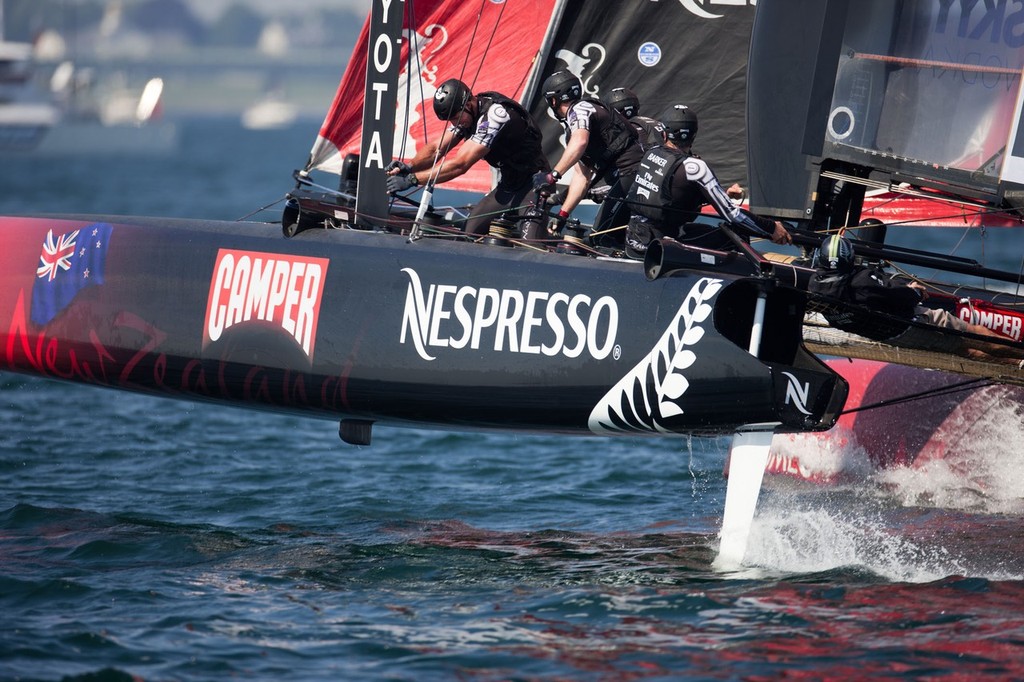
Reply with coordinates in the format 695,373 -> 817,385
30,222 -> 113,326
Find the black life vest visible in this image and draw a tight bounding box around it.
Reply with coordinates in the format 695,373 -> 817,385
473,91 -> 548,181
629,116 -> 666,150
808,268 -> 913,341
576,98 -> 639,172
627,144 -> 687,224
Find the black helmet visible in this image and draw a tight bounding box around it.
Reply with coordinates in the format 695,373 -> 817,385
541,70 -> 582,109
661,104 -> 699,145
433,78 -> 472,120
606,87 -> 639,118
813,234 -> 855,273
857,217 -> 887,247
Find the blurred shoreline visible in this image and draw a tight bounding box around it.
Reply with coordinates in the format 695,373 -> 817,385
30,47 -> 352,120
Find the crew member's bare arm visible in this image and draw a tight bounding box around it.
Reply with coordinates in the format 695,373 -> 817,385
551,127 -> 590,180
558,160 -> 593,215
388,126 -> 464,175
414,139 -> 489,185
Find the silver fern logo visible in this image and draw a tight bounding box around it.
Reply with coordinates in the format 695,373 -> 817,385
588,277 -> 722,434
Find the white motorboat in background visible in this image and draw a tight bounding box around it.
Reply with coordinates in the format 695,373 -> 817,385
0,39 -> 59,152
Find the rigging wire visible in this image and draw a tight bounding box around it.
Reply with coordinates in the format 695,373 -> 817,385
512,53 -> 539,102
805,287 -> 1024,355
816,196 -> 1024,301
890,221 -> 1023,298
417,0 -> 493,192
835,377 -> 994,417
402,0 -> 514,204
469,0 -> 508,87
387,0 -> 425,216
394,1 -> 415,162
235,196 -> 288,222
859,204 -> 1024,229
408,1 -> 430,150
457,0 -> 491,89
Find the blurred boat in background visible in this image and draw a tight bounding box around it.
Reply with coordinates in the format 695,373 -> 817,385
1,0 -> 177,159
241,89 -> 298,131
30,61 -> 178,156
0,39 -> 59,152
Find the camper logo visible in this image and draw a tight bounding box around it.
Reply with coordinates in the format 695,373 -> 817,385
957,303 -> 1023,341
204,249 -> 329,359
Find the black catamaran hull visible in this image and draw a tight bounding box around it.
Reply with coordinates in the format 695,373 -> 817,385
1,215 -> 845,441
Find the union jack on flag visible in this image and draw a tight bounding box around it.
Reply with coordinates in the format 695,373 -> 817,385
30,222 -> 113,326
37,229 -> 80,282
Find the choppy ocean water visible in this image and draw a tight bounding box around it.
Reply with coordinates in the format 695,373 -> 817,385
2,118 -> 1024,681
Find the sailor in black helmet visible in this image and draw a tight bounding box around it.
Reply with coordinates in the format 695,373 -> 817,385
808,234 -> 1021,363
606,88 -> 743,200
385,77 -> 549,236
624,103 -> 791,258
605,87 -> 666,150
533,70 -> 643,248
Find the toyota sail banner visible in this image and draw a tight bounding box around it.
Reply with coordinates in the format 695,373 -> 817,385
309,0 -> 559,194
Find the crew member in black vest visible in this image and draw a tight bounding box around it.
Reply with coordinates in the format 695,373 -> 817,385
386,78 -> 549,236
605,88 -> 745,201
605,87 -> 666,150
532,70 -> 644,249
808,234 -> 1021,363
624,104 -> 792,258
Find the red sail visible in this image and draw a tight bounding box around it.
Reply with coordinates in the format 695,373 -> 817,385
308,0 -> 559,194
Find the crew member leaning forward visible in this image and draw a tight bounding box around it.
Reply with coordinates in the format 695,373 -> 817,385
386,78 -> 549,236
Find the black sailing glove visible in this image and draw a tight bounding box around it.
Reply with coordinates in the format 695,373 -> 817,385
385,160 -> 412,174
386,172 -> 419,193
532,171 -> 557,192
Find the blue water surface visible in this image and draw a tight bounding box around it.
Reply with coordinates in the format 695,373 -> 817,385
2,118 -> 1024,681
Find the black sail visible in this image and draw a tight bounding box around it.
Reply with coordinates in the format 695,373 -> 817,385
528,0 -> 756,190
